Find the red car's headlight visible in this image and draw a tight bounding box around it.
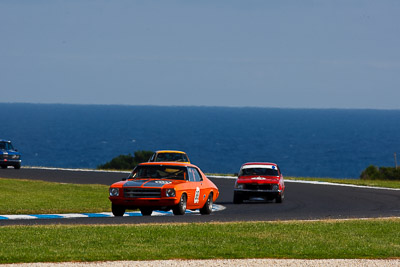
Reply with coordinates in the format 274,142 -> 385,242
109,188 -> 119,197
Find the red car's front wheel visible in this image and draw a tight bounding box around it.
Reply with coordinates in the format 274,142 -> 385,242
111,203 -> 126,216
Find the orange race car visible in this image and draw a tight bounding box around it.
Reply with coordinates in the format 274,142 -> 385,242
109,162 -> 219,216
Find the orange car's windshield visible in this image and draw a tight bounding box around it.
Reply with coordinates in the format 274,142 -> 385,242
130,165 -> 187,180
240,167 -> 279,177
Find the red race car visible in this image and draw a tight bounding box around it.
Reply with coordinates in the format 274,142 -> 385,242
109,162 -> 219,216
233,162 -> 285,204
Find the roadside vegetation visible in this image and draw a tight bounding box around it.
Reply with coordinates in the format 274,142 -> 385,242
97,150 -> 153,170
360,165 -> 400,180
0,219 -> 399,263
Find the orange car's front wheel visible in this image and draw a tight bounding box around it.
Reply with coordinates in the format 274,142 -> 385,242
173,193 -> 187,215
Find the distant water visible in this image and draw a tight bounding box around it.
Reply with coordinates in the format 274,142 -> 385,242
1,103 -> 400,178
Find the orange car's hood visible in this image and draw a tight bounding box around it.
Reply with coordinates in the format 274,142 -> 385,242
123,178 -> 185,188
237,175 -> 280,184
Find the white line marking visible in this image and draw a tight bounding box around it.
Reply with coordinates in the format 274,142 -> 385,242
206,175 -> 400,191
283,179 -> 400,191
0,205 -> 226,220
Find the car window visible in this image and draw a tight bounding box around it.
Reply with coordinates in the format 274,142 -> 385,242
240,167 -> 279,177
131,165 -> 187,180
188,167 -> 203,182
0,142 -> 13,151
155,153 -> 188,162
7,143 -> 13,150
149,153 -> 155,161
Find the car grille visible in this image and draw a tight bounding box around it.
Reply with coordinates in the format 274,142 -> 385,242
124,188 -> 161,198
245,184 -> 273,190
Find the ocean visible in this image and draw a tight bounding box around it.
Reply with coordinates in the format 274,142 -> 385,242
1,103 -> 399,178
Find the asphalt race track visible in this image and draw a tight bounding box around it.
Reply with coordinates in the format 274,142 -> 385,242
1,168 -> 399,226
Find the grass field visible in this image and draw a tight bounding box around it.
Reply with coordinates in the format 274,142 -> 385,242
0,178 -> 110,214
0,219 -> 399,263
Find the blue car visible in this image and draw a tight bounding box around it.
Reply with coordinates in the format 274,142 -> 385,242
0,140 -> 22,169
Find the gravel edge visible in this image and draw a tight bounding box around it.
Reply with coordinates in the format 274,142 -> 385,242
1,259 -> 400,267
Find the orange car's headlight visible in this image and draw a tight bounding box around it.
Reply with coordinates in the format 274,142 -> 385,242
166,188 -> 176,197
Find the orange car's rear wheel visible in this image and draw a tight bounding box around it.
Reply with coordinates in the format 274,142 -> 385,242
200,193 -> 213,215
173,193 -> 187,215
111,203 -> 126,217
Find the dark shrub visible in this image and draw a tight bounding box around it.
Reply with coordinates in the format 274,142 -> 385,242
97,150 -> 154,170
360,165 -> 400,180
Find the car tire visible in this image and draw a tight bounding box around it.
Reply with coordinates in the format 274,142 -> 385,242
111,203 -> 126,216
14,164 -> 21,169
276,192 -> 284,203
233,192 -> 243,204
1,165 -> 7,169
173,193 -> 187,215
140,208 -> 153,216
200,193 -> 213,215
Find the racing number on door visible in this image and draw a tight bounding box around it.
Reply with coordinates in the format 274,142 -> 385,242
194,187 -> 200,203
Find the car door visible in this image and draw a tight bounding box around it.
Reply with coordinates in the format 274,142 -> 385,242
187,167 -> 205,208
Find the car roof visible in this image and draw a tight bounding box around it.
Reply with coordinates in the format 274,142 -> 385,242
155,150 -> 187,154
0,140 -> 11,143
139,161 -> 195,168
241,162 -> 278,169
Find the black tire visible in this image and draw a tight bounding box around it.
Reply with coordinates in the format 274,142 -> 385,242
111,203 -> 126,216
276,192 -> 284,203
233,192 -> 243,204
140,208 -> 153,216
14,164 -> 21,169
1,165 -> 7,169
173,193 -> 187,215
200,193 -> 213,215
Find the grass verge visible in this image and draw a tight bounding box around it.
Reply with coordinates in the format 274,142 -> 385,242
0,178 -> 110,214
0,219 -> 399,263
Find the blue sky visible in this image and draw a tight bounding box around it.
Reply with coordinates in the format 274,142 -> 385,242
1,0 -> 399,109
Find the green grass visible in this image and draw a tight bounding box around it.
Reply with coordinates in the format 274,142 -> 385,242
0,178 -> 110,214
0,219 -> 399,263
285,177 -> 400,189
